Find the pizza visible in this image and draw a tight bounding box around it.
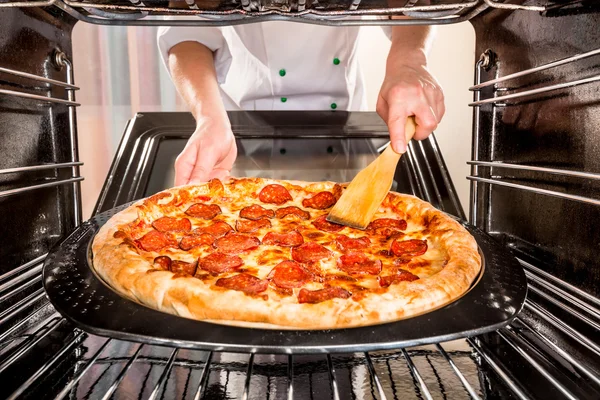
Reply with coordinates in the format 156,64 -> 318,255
91,177 -> 481,329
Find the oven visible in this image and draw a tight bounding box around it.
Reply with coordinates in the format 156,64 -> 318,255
0,1 -> 599,399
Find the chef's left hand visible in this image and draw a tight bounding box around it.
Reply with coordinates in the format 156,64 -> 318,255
376,61 -> 445,153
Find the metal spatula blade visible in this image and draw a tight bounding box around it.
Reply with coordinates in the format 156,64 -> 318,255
327,117 -> 417,230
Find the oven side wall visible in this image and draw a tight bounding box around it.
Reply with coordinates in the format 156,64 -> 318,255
0,8 -> 77,276
470,8 -> 600,297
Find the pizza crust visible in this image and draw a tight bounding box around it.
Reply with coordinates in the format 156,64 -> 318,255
92,178 -> 482,330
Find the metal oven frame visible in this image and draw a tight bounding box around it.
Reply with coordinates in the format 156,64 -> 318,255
1,1 -> 600,399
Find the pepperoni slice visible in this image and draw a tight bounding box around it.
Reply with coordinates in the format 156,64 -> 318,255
193,221 -> 233,239
199,252 -> 243,274
239,204 -> 275,220
185,203 -> 222,219
337,252 -> 382,276
214,233 -> 261,254
151,216 -> 191,232
312,215 -> 344,233
275,206 -> 310,220
378,269 -> 419,288
268,260 -> 311,289
153,256 -> 171,270
258,184 -> 293,205
297,287 -> 351,304
179,233 -> 214,251
136,231 -> 173,252
335,235 -> 371,252
367,218 -> 407,232
236,218 -> 272,233
171,260 -> 197,276
208,178 -> 224,195
215,273 -> 268,295
263,231 -> 304,247
302,191 -> 336,210
291,242 -> 333,263
390,239 -> 428,257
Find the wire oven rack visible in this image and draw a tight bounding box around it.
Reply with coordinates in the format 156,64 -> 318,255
0,0 -> 580,26
0,58 -> 83,225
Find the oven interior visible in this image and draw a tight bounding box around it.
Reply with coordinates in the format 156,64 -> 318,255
1,1 -> 600,399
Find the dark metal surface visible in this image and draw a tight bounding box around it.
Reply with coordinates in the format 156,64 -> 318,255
50,0 -> 484,27
470,7 -> 600,300
0,7 -> 80,357
0,7 -> 78,277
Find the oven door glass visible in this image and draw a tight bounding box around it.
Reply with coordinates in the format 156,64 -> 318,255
145,137 -> 389,197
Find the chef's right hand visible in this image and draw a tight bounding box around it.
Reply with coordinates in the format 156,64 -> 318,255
174,115 -> 237,186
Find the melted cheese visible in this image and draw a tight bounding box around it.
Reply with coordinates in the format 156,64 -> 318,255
130,185 -> 449,302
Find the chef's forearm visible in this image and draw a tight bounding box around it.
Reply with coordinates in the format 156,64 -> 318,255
168,41 -> 228,123
387,26 -> 434,71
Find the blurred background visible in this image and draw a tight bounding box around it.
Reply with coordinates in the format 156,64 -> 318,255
73,23 -> 476,219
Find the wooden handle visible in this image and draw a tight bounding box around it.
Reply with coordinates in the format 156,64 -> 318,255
405,116 -> 417,143
381,142 -> 401,162
385,116 -> 417,159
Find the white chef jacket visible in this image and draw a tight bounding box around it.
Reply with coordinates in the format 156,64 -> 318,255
157,22 -> 391,183
157,22 -> 390,112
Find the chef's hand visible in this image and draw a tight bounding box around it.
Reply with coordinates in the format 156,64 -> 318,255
377,26 -> 445,153
174,115 -> 237,186
167,41 -> 237,186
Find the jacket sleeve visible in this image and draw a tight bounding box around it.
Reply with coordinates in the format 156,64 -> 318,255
380,26 -> 392,41
157,25 -> 232,85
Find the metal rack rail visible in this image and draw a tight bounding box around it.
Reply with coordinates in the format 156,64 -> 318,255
469,74 -> 600,106
50,2 -> 487,27
482,0 -> 545,12
467,161 -> 600,181
0,59 -> 83,225
466,176 -> 600,206
3,285 -> 598,400
468,47 -> 600,230
0,0 -> 572,26
0,0 -> 55,7
470,48 -> 600,91
0,0 -> 563,13
468,47 -> 600,106
1,326 -> 486,399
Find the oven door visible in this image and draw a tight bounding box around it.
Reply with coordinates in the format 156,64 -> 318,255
95,111 -> 464,219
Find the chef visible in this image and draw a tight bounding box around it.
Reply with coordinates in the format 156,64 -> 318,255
157,21 -> 445,186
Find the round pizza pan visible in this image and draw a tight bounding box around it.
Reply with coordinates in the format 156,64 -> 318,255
43,204 -> 527,354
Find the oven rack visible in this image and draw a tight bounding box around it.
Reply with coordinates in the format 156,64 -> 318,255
2,267 -> 600,399
469,47 -> 600,107
0,55 -> 84,225
468,46 -> 600,225
0,0 -> 580,26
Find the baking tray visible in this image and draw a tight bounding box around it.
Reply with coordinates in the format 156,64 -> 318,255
43,203 -> 527,354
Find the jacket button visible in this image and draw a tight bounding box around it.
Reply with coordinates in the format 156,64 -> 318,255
330,103 -> 337,110
279,69 -> 286,77
333,57 -> 340,65
281,97 -> 287,103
